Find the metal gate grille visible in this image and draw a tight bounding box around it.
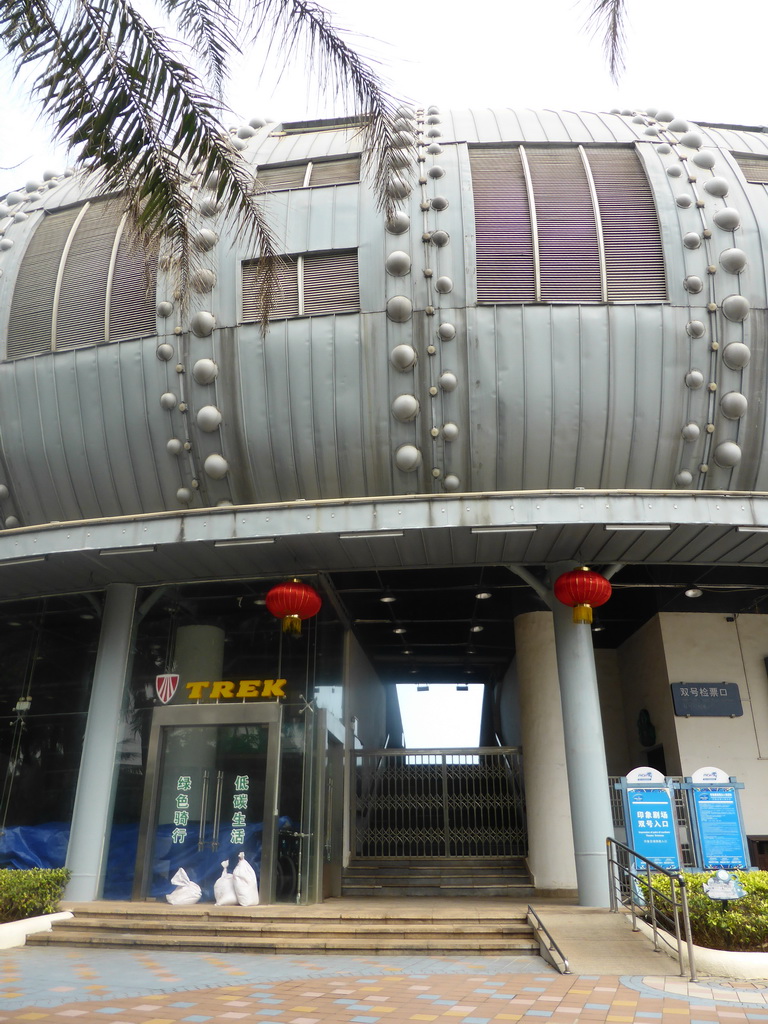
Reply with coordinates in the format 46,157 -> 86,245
353,748 -> 526,858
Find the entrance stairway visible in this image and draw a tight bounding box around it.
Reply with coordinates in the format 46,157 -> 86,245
27,898 -> 539,955
341,857 -> 534,898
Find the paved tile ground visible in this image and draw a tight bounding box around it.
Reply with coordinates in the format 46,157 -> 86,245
0,950 -> 767,1024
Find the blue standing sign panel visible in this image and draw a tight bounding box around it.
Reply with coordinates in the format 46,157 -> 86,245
689,767 -> 749,870
622,767 -> 680,870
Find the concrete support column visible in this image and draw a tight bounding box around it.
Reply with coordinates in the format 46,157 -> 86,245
65,584 -> 137,901
514,611 -> 576,893
551,596 -> 615,907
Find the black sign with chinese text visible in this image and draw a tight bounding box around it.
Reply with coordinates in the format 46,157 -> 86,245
671,683 -> 742,717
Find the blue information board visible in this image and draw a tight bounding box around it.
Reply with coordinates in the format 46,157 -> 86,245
692,787 -> 748,869
625,787 -> 680,870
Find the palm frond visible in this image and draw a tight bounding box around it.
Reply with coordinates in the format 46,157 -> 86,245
248,0 -> 413,220
158,0 -> 241,99
583,0 -> 627,82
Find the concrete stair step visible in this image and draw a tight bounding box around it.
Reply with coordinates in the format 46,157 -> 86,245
28,930 -> 538,954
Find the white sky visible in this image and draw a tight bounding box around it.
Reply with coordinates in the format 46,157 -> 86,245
0,0 -> 765,194
397,683 -> 484,748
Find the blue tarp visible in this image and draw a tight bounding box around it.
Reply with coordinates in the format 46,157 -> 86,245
0,819 -> 293,901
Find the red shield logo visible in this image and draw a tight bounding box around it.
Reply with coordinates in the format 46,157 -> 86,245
156,674 -> 180,704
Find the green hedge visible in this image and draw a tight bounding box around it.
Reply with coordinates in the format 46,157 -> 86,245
0,868 -> 70,924
650,871 -> 768,952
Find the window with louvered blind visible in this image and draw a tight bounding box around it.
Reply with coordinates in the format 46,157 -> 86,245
470,145 -> 667,304
255,157 -> 361,192
242,250 -> 359,321
733,154 -> 768,184
6,199 -> 157,359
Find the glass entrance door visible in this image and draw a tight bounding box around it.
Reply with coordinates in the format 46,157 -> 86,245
132,703 -> 282,903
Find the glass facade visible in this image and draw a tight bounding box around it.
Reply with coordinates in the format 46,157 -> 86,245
0,579 -> 345,904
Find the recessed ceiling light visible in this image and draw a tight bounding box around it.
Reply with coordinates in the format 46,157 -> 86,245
394,627 -> 407,634
380,592 -> 397,603
475,591 -> 492,600
402,649 -> 412,654
470,625 -> 484,632
685,587 -> 703,599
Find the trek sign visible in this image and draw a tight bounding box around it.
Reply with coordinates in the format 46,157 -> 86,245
155,676 -> 287,702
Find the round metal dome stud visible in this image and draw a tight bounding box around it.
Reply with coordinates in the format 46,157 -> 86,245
679,131 -> 703,149
199,198 -> 220,218
681,423 -> 700,441
395,444 -> 423,472
644,126 -> 659,137
197,405 -> 223,431
387,176 -> 412,200
431,196 -> 449,211
426,114 -> 441,125
12,212 -> 28,223
632,115 -> 646,124
0,239 -> 13,251
703,177 -> 729,198
657,143 -> 672,154
431,230 -> 450,247
391,394 -> 420,422
192,358 -> 218,385
667,165 -> 683,178
157,301 -> 174,318
0,485 -> 8,501
668,118 -> 689,132
675,470 -> 694,486
204,453 -> 229,479
156,343 -> 175,361
721,392 -> 748,420
692,150 -> 717,169
160,392 -> 178,410
237,125 -> 256,139
722,294 -> 750,322
387,296 -> 413,323
190,311 -> 215,337
683,276 -> 703,293
386,251 -> 412,276
439,371 -> 458,392
438,323 -> 456,341
42,169 -> 58,181
426,105 -> 440,115
231,138 -> 248,151
686,320 -> 706,338
5,192 -> 24,206
427,143 -> 443,155
193,228 -> 218,251
719,248 -> 747,274
685,370 -> 704,389
713,208 -> 741,231
443,475 -> 460,491
722,342 -> 751,369
167,438 -> 183,455
676,194 -> 693,209
392,131 -> 415,149
176,487 -> 193,504
4,516 -> 20,529
442,422 -> 459,442
390,344 -> 417,370
655,109 -> 675,123
391,149 -> 411,169
190,269 -> 217,293
249,117 -> 267,129
714,441 -> 742,468
683,232 -> 701,248
428,166 -> 446,180
435,276 -> 453,294
386,212 -> 410,234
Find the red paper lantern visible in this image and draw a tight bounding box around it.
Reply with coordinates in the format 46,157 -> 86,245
265,580 -> 322,635
553,567 -> 612,624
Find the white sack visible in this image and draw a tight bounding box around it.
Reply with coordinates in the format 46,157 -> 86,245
214,859 -> 238,906
166,867 -> 202,905
232,851 -> 259,906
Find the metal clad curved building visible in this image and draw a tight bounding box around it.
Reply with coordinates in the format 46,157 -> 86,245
2,107 -> 768,909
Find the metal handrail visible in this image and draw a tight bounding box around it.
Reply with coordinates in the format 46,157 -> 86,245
606,837 -> 697,982
527,905 -> 571,974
